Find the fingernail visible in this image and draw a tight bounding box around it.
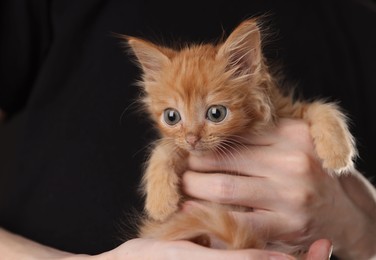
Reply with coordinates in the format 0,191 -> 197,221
268,252 -> 295,260
329,245 -> 333,259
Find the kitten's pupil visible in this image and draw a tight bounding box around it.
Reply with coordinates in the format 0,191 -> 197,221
207,105 -> 227,123
163,108 -> 181,125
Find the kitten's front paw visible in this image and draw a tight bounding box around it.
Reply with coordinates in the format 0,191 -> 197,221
145,189 -> 180,221
316,141 -> 355,174
305,102 -> 357,175
322,154 -> 353,174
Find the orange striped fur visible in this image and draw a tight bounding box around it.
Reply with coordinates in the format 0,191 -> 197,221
125,18 -> 356,254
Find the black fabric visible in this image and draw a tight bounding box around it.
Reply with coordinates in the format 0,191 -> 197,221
0,0 -> 375,255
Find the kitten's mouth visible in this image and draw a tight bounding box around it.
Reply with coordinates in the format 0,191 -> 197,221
178,142 -> 207,154
185,145 -> 207,154
182,143 -> 215,156
188,148 -> 208,156
178,138 -> 220,155
188,148 -> 208,154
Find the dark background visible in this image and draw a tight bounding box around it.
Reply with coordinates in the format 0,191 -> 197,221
1,0 -> 375,178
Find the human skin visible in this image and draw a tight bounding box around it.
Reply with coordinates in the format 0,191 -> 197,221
0,228 -> 331,260
183,118 -> 376,259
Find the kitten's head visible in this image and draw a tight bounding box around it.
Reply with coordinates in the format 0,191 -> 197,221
126,19 -> 276,153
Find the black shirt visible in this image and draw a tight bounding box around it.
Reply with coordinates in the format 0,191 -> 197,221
0,0 -> 375,255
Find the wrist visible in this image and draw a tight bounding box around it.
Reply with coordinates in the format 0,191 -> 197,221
333,171 -> 376,259
334,218 -> 376,259
0,228 -> 83,260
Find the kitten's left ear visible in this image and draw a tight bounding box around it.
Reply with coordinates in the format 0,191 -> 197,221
217,19 -> 262,76
125,36 -> 172,81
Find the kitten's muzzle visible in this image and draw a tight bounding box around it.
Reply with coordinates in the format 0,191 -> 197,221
185,134 -> 201,149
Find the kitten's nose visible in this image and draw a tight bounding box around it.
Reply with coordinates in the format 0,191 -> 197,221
185,134 -> 200,148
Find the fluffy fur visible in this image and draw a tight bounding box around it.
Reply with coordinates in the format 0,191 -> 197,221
124,18 -> 356,254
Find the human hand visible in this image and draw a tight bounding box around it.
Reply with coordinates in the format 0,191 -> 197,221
183,118 -> 375,258
0,226 -> 332,260
99,237 -> 331,260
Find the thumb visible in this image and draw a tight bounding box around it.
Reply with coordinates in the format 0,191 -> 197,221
306,239 -> 333,260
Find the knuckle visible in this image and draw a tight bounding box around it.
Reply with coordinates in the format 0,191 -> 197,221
295,120 -> 311,138
288,151 -> 312,175
280,120 -> 313,148
296,188 -> 316,208
292,215 -> 312,237
286,183 -> 317,208
213,174 -> 236,203
280,119 -> 309,137
283,203 -> 312,233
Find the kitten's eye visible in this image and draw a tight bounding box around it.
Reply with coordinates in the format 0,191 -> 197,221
163,108 -> 181,125
207,105 -> 227,123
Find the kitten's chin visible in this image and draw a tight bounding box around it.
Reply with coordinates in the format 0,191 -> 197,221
187,149 -> 205,156
177,142 -> 215,155
184,147 -> 211,156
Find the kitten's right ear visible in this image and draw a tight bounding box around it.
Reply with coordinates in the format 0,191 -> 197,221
216,19 -> 262,77
125,36 -> 171,81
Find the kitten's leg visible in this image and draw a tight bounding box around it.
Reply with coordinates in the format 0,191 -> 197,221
142,142 -> 187,221
303,101 -> 356,174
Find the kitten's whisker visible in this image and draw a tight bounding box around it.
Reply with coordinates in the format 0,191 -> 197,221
205,137 -> 244,175
132,137 -> 164,160
209,140 -> 229,169
217,145 -> 239,174
218,142 -> 244,175
119,98 -> 144,125
224,139 -> 249,153
223,138 -> 249,156
220,138 -> 251,175
214,144 -> 234,174
224,134 -> 254,146
157,138 -> 183,159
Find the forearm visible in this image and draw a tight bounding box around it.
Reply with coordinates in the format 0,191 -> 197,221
334,170 -> 376,259
0,228 -> 89,260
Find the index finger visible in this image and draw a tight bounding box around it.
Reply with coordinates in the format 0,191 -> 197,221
182,171 -> 274,208
306,239 -> 332,260
241,118 -> 311,146
169,240 -> 295,260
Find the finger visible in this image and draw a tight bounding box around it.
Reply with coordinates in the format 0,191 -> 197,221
188,145 -> 283,177
197,248 -> 295,260
182,171 -> 276,208
182,202 -> 305,252
306,239 -> 332,260
230,210 -> 278,235
182,201 -> 284,240
229,210 -> 304,242
232,118 -> 310,146
173,240 -> 295,260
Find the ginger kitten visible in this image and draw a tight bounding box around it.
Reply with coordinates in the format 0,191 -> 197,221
125,18 -> 356,253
